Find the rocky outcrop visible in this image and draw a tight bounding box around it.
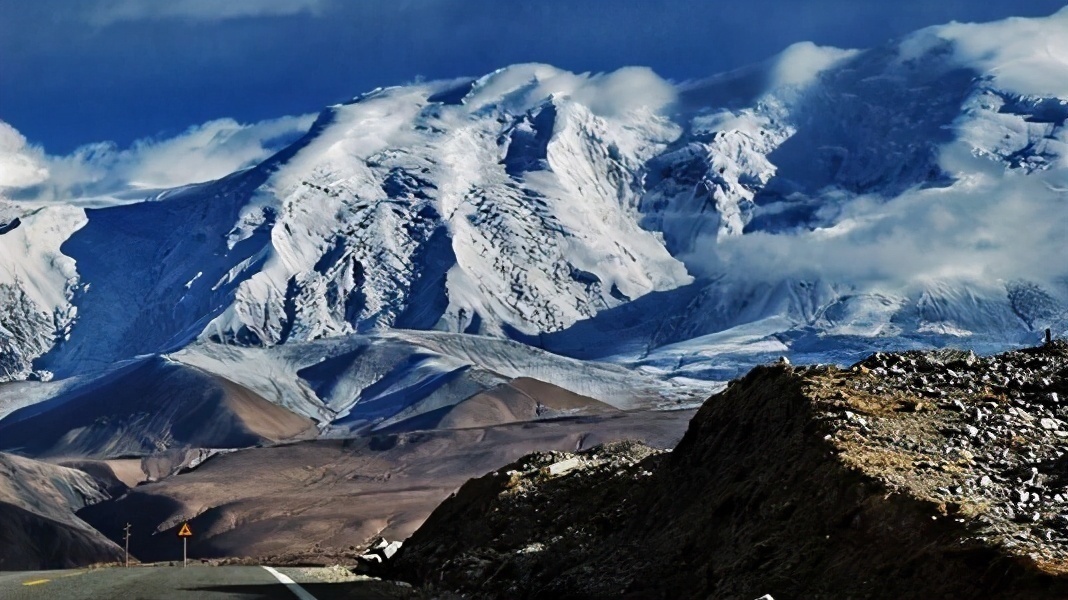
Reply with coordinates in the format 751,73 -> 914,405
390,342 -> 1068,599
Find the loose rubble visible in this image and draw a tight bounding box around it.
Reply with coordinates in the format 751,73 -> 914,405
829,341 -> 1068,565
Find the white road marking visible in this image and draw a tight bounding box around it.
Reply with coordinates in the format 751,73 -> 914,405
261,566 -> 319,600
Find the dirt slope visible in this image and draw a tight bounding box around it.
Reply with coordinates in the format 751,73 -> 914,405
390,343 -> 1068,599
0,452 -> 124,569
76,408 -> 693,564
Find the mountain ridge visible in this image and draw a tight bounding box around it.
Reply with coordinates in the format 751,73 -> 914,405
0,10 -> 1065,433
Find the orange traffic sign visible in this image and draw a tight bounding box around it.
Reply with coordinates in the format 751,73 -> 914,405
177,523 -> 193,537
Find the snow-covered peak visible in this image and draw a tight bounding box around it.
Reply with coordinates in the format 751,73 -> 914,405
1,10 -> 1066,392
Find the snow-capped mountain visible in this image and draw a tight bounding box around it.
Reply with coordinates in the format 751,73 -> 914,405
1,9 -> 1066,421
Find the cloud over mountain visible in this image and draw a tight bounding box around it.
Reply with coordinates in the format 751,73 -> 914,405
1,114 -> 315,202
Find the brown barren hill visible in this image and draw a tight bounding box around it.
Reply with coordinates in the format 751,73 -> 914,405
383,376 -> 619,432
0,356 -> 315,458
390,343 -> 1068,599
0,453 -> 124,569
77,408 -> 693,565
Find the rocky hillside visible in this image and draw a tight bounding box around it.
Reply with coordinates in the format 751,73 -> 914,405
389,341 -> 1068,599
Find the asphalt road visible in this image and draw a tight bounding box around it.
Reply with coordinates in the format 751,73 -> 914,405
0,566 -> 410,600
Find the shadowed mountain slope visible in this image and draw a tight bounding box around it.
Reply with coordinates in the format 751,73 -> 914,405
0,357 -> 315,459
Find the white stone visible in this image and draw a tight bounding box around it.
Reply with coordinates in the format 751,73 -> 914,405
381,540 -> 403,560
545,457 -> 583,476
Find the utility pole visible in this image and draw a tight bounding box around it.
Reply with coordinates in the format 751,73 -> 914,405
123,523 -> 131,568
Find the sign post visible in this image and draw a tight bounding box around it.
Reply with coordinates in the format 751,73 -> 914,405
177,522 -> 193,568
123,523 -> 131,567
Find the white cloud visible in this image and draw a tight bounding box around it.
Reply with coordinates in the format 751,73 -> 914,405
686,166 -> 1068,291
900,7 -> 1068,97
1,114 -> 316,202
0,121 -> 50,189
88,0 -> 326,25
466,64 -> 678,117
568,67 -> 679,117
767,42 -> 859,89
120,114 -> 316,188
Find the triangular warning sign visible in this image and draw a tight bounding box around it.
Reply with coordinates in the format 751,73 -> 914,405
177,523 -> 193,537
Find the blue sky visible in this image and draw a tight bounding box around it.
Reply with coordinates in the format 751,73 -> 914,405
1,0 -> 1066,153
